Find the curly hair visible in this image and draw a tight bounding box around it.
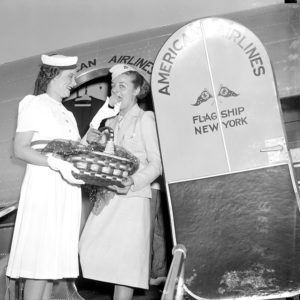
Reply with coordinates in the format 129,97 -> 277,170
33,65 -> 61,95
124,71 -> 150,99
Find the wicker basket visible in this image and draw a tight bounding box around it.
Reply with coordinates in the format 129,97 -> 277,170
41,127 -> 139,187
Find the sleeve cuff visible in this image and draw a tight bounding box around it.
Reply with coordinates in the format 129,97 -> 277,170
129,176 -> 136,191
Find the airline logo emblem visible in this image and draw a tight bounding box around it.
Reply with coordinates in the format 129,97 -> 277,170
192,85 -> 239,106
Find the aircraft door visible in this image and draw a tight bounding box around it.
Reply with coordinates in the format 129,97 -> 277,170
63,71 -> 111,234
151,18 -> 300,299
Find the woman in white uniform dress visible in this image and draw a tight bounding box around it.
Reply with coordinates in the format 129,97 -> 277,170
6,54 -> 85,300
79,64 -> 162,300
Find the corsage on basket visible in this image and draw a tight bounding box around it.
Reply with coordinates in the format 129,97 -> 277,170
41,126 -> 139,188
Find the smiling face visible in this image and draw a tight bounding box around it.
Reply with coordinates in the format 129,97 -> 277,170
51,69 -> 77,100
111,73 -> 140,115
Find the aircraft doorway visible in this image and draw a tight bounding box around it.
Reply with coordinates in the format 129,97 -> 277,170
63,67 -> 157,237
63,70 -> 111,138
63,67 -> 154,137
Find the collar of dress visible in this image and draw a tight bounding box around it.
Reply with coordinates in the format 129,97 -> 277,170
43,93 -> 64,107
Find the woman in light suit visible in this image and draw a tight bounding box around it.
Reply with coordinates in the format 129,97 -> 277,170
79,64 -> 162,300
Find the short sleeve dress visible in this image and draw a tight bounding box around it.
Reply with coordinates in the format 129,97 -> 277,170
6,93 -> 82,280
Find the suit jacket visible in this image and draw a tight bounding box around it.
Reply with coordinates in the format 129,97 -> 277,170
106,104 -> 162,198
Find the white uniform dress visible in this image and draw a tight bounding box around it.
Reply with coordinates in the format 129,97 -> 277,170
79,104 -> 162,289
6,93 -> 82,280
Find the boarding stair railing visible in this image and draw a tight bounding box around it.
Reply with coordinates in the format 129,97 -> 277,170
161,244 -> 187,300
0,203 -> 18,219
0,202 -> 18,299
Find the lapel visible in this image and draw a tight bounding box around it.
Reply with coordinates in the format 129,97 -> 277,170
115,104 -> 140,145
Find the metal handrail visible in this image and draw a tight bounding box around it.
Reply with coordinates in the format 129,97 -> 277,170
0,203 -> 18,219
161,244 -> 187,300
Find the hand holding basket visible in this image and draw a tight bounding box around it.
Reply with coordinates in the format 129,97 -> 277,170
41,127 -> 139,187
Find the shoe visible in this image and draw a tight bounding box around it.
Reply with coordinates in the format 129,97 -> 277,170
150,277 -> 167,286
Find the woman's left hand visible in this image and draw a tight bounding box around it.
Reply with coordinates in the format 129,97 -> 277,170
87,128 -> 102,144
108,176 -> 134,194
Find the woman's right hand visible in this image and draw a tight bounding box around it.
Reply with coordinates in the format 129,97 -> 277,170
47,155 -> 85,185
108,176 -> 134,194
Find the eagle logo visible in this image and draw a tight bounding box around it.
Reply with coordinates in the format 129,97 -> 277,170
192,89 -> 213,106
218,85 -> 239,98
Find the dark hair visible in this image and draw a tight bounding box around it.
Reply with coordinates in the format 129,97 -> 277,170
125,71 -> 150,99
33,65 -> 61,95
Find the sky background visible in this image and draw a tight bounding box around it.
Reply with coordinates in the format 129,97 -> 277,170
0,0 -> 282,65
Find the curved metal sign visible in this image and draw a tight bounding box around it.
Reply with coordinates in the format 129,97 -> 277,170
152,18 -> 289,183
151,18 -> 300,299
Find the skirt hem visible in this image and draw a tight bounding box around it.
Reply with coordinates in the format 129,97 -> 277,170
81,273 -> 149,290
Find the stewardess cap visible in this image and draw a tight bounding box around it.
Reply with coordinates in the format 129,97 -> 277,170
41,54 -> 78,69
109,64 -> 137,80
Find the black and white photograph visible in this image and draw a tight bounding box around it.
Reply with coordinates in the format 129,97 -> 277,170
1,0 -> 300,299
